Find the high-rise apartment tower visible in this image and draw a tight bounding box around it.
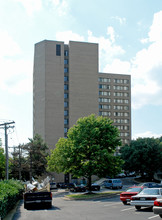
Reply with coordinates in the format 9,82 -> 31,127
33,40 -> 131,155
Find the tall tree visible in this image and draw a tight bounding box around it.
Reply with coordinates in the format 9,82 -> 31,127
47,114 -> 123,191
10,144 -> 29,181
0,147 -> 5,179
120,137 -> 162,179
25,134 -> 49,182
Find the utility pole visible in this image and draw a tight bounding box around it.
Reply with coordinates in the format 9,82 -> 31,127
0,121 -> 15,180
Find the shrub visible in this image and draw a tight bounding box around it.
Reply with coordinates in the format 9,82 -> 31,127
0,179 -> 24,219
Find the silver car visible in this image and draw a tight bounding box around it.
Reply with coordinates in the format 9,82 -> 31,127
130,188 -> 162,210
153,199 -> 162,218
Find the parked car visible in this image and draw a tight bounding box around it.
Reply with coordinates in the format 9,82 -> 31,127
120,186 -> 144,205
69,183 -> 86,192
130,188 -> 162,210
57,182 -> 68,189
50,182 -> 57,190
103,179 -> 123,189
139,182 -> 162,188
86,183 -> 100,191
115,173 -> 126,178
153,199 -> 162,218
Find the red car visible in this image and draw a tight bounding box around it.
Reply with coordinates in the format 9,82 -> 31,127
120,186 -> 144,205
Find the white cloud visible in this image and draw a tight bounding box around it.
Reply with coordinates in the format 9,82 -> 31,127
14,0 -> 42,15
0,30 -> 21,58
133,131 -> 162,140
56,31 -> 85,43
107,26 -> 115,43
87,29 -> 125,70
0,30 -> 32,95
0,58 -> 33,95
100,11 -> 162,110
148,11 -> 162,42
112,16 -> 126,25
103,59 -> 131,74
47,0 -> 70,16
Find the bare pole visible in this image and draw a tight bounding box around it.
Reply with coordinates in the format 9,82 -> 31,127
0,121 -> 15,180
4,124 -> 9,180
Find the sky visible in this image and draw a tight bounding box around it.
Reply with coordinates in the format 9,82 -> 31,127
0,0 -> 162,149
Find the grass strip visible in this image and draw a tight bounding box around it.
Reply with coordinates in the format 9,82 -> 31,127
66,191 -> 122,200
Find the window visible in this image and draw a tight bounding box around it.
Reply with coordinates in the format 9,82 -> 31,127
98,77 -> 111,83
124,79 -> 129,84
64,67 -> 68,73
99,104 -> 111,109
64,84 -> 68,90
64,50 -> 68,56
99,98 -> 111,103
64,119 -> 68,125
64,59 -> 68,65
64,93 -> 68,99
64,76 -> 68,82
99,84 -> 110,89
99,91 -> 111,96
64,110 -> 68,116
56,44 -> 61,56
64,102 -> 68,107
64,128 -> 68,133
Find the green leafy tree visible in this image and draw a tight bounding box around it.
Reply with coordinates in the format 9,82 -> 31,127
120,137 -> 162,179
24,134 -> 49,182
47,114 -> 123,191
0,147 -> 5,179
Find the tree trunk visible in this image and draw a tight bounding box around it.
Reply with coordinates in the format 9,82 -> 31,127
87,175 -> 92,193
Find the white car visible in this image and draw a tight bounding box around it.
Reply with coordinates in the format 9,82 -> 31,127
153,199 -> 162,218
130,188 -> 162,210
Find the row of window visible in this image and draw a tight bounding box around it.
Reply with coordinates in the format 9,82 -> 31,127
114,105 -> 129,110
99,91 -> 111,96
99,98 -> 129,104
99,104 -> 111,109
114,99 -> 129,104
120,132 -> 129,137
99,91 -> 129,97
113,86 -> 129,90
99,111 -> 129,117
99,84 -> 111,89
99,104 -> 129,110
115,125 -> 129,130
114,112 -> 129,117
99,77 -> 129,84
114,119 -> 129,123
99,111 -> 111,116
114,79 -> 129,84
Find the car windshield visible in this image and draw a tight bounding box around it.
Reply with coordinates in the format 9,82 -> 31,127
139,188 -> 159,195
127,187 -> 142,192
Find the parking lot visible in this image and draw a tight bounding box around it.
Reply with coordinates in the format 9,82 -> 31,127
13,193 -> 160,220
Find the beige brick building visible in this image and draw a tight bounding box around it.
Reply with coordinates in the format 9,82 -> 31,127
33,40 -> 131,181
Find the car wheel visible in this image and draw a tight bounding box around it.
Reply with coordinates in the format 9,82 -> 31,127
135,206 -> 141,210
159,214 -> 162,218
123,201 -> 127,205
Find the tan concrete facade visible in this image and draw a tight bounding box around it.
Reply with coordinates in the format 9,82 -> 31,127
68,41 -> 99,127
33,40 -> 65,148
98,73 -> 131,149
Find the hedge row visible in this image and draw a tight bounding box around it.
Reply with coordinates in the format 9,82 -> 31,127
0,179 -> 24,219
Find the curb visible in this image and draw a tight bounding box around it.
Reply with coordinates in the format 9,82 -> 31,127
3,200 -> 21,220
